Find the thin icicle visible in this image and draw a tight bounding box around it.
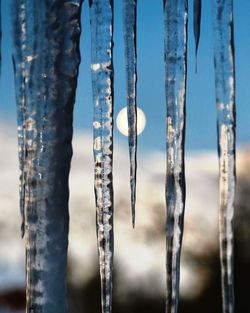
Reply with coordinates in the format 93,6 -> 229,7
89,1 -> 114,313
193,0 -> 201,72
212,1 -> 236,313
163,1 -> 188,312
123,0 -> 137,227
11,1 -> 83,312
0,0 -> 2,74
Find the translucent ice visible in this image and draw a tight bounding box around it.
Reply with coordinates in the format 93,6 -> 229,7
163,1 -> 188,312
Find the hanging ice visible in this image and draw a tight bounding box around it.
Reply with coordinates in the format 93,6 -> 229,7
12,0 -> 26,238
193,0 -> 201,71
89,1 -> 114,313
11,1 -> 83,312
212,1 -> 236,313
123,0 -> 137,227
0,0 -> 1,74
163,1 -> 188,312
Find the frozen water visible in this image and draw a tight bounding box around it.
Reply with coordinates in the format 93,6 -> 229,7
11,1 -> 83,312
212,1 -> 236,312
163,0 -> 188,312
123,0 -> 137,227
89,1 -> 114,313
193,0 -> 201,71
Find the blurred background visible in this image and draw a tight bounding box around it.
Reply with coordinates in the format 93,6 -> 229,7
0,0 -> 250,312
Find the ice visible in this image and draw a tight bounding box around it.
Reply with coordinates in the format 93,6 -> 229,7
212,1 -> 236,312
123,0 -> 137,227
11,1 -> 83,312
163,1 -> 188,312
89,1 -> 114,312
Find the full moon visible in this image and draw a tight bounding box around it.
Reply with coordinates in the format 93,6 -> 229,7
116,107 -> 146,136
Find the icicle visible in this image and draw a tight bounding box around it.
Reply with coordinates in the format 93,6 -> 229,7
193,0 -> 201,72
212,1 -> 235,313
0,0 -> 2,74
123,0 -> 137,227
11,1 -> 83,312
12,0 -> 26,238
163,1 -> 188,312
89,1 -> 114,313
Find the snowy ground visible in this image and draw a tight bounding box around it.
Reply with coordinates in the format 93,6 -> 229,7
0,121 -> 249,310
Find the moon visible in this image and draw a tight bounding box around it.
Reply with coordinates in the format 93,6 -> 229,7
116,107 -> 146,136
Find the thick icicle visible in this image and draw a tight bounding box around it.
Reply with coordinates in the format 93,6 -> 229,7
89,1 -> 114,313
193,0 -> 201,71
11,1 -> 83,312
212,1 -> 236,313
163,1 -> 188,312
12,0 -> 26,238
123,0 -> 137,227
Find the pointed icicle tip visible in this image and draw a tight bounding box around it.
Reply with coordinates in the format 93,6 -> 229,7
0,0 -> 2,75
123,0 -> 138,228
132,204 -> 135,228
193,0 -> 201,73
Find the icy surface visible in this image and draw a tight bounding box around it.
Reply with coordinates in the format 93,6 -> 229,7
11,1 -> 83,312
89,1 -> 114,313
212,1 -> 236,312
123,0 -> 137,227
163,1 -> 188,312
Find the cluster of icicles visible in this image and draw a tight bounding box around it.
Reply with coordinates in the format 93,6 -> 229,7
6,0 -> 235,312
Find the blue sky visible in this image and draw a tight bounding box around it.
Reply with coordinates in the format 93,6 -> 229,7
0,0 -> 250,151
